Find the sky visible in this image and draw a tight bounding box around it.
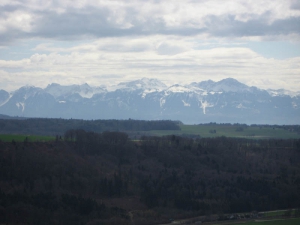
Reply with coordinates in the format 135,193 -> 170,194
0,0 -> 300,92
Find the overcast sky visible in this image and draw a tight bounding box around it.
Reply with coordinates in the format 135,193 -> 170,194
0,0 -> 300,92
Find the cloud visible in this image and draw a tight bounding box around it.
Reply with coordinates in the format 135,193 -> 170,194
0,0 -> 299,44
156,42 -> 187,55
205,14 -> 300,38
0,0 -> 299,93
291,0 -> 300,10
0,35 -> 299,92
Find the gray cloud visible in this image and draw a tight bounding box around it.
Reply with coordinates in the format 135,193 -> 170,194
156,42 -> 187,55
0,1 -> 299,45
0,4 -> 23,13
33,7 -> 128,38
99,42 -> 151,52
291,0 -> 300,10
205,14 -> 300,37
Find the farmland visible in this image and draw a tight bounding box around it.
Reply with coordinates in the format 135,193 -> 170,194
148,124 -> 300,139
233,217 -> 300,225
0,134 -> 55,142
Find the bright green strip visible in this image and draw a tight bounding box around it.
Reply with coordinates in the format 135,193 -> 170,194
0,134 -> 55,142
148,124 -> 300,139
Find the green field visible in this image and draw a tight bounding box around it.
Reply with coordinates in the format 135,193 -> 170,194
148,124 -> 300,139
0,134 -> 55,142
263,209 -> 299,218
233,218 -> 300,225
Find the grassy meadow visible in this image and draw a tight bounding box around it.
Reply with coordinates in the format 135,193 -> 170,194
0,134 -> 55,142
233,218 -> 300,225
148,124 -> 300,139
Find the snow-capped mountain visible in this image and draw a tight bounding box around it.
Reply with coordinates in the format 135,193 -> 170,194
190,78 -> 255,93
112,77 -> 167,91
108,77 -> 167,98
0,78 -> 299,124
0,86 -> 56,117
45,83 -> 106,99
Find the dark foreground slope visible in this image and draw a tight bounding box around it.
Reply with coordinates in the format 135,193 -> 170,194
1,132 -> 300,225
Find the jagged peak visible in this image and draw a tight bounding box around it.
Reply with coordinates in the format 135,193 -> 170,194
44,83 -> 100,98
46,83 -> 60,87
190,78 -> 250,93
166,84 -> 192,93
113,77 -> 167,92
2,78 -> 299,98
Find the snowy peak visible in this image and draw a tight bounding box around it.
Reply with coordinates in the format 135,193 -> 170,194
165,84 -> 195,93
0,77 -> 299,124
13,86 -> 43,99
192,78 -> 250,93
4,86 -> 46,113
191,79 -> 215,90
214,78 -> 250,92
115,78 -> 167,92
45,83 -> 106,98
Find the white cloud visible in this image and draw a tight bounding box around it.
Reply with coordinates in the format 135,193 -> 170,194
0,35 -> 299,92
0,0 -> 299,43
0,0 -> 299,93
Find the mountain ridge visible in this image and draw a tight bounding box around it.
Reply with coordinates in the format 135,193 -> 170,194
0,78 -> 299,124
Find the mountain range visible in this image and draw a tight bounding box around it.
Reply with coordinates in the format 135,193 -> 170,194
0,78 -> 299,124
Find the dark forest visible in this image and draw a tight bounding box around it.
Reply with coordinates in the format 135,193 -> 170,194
1,127 -> 300,224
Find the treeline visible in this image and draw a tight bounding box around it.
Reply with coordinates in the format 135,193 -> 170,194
0,118 -> 180,136
203,122 -> 300,134
0,131 -> 300,224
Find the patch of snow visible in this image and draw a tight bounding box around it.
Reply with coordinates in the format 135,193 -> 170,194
160,98 -> 166,107
292,102 -> 297,108
111,77 -> 167,92
267,89 -> 299,97
268,90 -> 279,97
45,83 -> 107,99
166,84 -> 192,93
208,91 -> 223,95
182,100 -> 190,107
236,103 -> 246,109
16,102 -> 25,112
199,100 -> 213,114
141,88 -> 160,98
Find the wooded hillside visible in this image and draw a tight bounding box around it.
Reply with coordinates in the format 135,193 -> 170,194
0,131 -> 300,224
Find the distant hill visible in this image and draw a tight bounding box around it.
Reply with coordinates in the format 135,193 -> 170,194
0,113 -> 25,120
0,114 -> 11,119
0,118 -> 180,136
